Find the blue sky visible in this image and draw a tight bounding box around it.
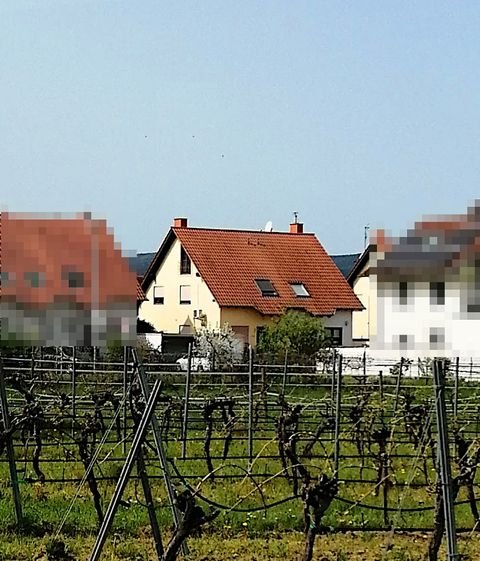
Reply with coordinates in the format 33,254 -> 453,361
1,2 -> 480,255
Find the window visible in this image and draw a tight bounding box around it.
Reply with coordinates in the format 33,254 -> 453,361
0,272 -> 13,286
399,282 -> 409,305
398,334 -> 413,350
256,326 -> 266,346
255,279 -> 278,297
466,258 -> 480,313
290,282 -> 310,297
326,327 -> 343,347
180,247 -> 191,274
429,327 -> 445,349
25,271 -> 45,288
180,285 -> 191,305
153,285 -> 164,305
430,282 -> 445,306
62,269 -> 84,288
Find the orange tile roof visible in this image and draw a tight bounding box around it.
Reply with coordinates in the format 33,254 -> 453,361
145,226 -> 363,316
0,213 -> 137,308
136,279 -> 146,302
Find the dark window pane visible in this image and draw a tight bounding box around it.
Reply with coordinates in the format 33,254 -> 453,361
430,282 -> 445,305
399,282 -> 409,305
0,272 -> 11,286
326,327 -> 342,346
25,271 -> 45,288
67,271 -> 84,288
180,247 -> 191,274
255,279 -> 278,297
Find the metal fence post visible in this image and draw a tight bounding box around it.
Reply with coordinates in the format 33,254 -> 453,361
131,349 -> 182,533
281,348 -> 288,396
454,357 -> 459,423
0,359 -> 23,527
362,349 -> 367,384
330,349 -> 337,413
71,346 -> 77,436
122,346 -> 129,454
248,345 -> 254,466
433,359 -> 458,561
181,343 -> 193,459
89,380 -> 162,561
393,357 -> 404,414
378,369 -> 384,425
333,354 -> 343,476
31,346 -> 35,378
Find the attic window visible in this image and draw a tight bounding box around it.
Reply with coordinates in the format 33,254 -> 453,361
63,270 -> 84,288
25,271 -> 46,288
290,282 -> 310,297
180,247 -> 191,274
255,279 -> 278,297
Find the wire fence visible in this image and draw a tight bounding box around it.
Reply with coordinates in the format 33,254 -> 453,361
1,348 -> 480,534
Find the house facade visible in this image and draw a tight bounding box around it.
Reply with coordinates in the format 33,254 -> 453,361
371,203 -> 480,359
0,212 -> 138,347
139,218 -> 363,348
347,247 -> 377,344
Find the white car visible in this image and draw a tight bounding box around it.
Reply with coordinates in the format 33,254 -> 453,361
176,355 -> 211,372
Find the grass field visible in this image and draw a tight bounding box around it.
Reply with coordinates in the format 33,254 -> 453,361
1,530 -> 480,560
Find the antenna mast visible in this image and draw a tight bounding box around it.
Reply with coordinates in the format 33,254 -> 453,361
364,225 -> 370,249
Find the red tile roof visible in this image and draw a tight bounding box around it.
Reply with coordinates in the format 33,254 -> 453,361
0,213 -> 137,308
136,279 -> 146,302
144,226 -> 363,316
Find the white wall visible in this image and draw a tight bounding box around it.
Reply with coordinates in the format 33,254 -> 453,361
323,310 -> 354,347
372,280 -> 480,359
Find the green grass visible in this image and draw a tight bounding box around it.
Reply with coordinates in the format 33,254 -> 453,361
1,530 -> 480,561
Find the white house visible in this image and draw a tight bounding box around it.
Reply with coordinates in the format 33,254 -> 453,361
371,203 -> 480,359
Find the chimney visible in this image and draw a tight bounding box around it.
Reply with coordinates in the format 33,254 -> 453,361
173,217 -> 188,228
289,222 -> 304,234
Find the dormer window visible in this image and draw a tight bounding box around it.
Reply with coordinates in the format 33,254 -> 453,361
25,271 -> 46,288
62,269 -> 84,288
180,247 -> 191,274
290,282 -> 310,297
255,279 -> 278,297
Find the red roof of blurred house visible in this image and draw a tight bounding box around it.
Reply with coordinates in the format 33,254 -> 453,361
0,213 -> 137,308
143,221 -> 363,316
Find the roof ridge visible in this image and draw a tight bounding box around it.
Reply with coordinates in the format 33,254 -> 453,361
173,226 -> 316,236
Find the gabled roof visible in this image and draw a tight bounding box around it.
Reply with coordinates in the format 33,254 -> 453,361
142,225 -> 363,316
347,246 -> 370,285
0,213 -> 137,307
373,202 -> 480,282
331,253 -> 361,279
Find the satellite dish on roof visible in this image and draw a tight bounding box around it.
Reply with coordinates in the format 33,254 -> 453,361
264,220 -> 273,232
